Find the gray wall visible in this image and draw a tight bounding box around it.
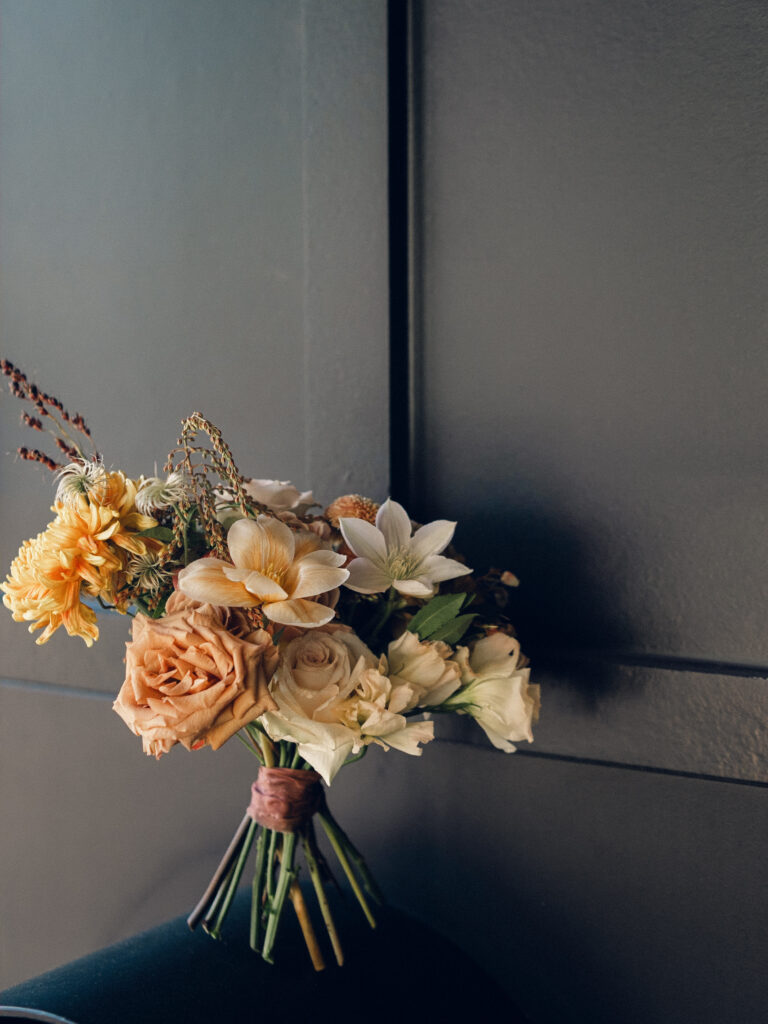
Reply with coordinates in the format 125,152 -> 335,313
1,3 -> 767,1022
410,1 -> 768,1021
0,0 -> 389,987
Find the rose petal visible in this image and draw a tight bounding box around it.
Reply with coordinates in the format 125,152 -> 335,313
339,517 -> 387,563
227,516 -> 294,572
375,498 -> 412,550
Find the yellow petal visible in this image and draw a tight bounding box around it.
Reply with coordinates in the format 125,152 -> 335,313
262,598 -> 336,627
287,558 -> 349,600
178,559 -> 258,608
227,516 -> 294,572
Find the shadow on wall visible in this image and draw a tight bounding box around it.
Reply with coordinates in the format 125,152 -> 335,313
456,503 -> 641,707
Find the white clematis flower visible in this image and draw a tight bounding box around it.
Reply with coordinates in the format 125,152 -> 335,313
339,498 -> 471,599
178,515 -> 348,628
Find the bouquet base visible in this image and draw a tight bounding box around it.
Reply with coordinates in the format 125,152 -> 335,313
187,768 -> 383,971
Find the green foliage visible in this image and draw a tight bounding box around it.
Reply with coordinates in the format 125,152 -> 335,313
428,612 -> 477,645
137,525 -> 175,542
408,592 -> 469,641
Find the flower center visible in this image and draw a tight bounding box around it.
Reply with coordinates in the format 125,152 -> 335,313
263,562 -> 286,587
384,548 -> 421,580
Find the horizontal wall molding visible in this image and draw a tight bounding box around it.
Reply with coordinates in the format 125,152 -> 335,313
0,676 -> 114,701
436,658 -> 768,785
538,648 -> 768,680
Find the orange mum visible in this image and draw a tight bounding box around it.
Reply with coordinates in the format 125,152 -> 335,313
1,471 -> 159,646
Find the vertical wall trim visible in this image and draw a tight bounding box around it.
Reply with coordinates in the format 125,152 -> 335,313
387,0 -> 421,509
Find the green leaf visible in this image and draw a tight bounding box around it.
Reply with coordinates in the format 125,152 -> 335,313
137,525 -> 175,542
407,593 -> 465,640
429,613 -> 477,646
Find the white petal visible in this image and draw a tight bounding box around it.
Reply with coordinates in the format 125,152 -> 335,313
301,547 -> 347,567
375,498 -> 412,550
421,554 -> 473,584
392,577 -> 435,598
177,559 -> 257,607
262,598 -> 336,627
377,719 -> 434,755
344,558 -> 394,594
227,515 -> 294,572
469,632 -> 521,674
409,519 -> 456,560
297,738 -> 356,786
288,559 -> 350,600
339,517 -> 387,563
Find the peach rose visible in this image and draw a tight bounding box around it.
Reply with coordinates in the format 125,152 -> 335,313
114,592 -> 278,757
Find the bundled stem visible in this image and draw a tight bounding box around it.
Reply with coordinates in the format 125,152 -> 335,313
188,766 -> 382,972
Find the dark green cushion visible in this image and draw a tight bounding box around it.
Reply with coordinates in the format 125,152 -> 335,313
1,891 -> 525,1023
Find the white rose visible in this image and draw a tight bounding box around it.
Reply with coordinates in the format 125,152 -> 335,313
386,630 -> 462,710
260,627 -> 434,784
444,633 -> 540,752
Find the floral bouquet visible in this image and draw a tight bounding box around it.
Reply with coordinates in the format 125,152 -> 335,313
1,359 -> 539,970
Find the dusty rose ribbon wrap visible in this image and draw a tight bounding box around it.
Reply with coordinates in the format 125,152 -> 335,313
247,766 -> 323,833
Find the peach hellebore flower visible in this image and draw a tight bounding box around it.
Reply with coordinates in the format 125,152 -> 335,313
114,592 -> 278,757
339,498 -> 471,598
178,516 -> 348,628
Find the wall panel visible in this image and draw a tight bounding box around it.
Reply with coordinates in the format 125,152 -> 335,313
0,0 -> 389,987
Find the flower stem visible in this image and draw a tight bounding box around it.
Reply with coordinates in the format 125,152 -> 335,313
301,825 -> 344,966
261,832 -> 297,963
259,731 -> 276,767
187,813 -> 251,931
250,827 -> 267,952
289,878 -> 326,971
319,806 -> 384,905
317,811 -> 376,929
265,829 -> 278,901
366,587 -> 401,648
208,818 -> 258,939
202,857 -> 237,936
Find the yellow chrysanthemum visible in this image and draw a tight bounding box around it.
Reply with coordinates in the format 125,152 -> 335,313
1,471 -> 160,646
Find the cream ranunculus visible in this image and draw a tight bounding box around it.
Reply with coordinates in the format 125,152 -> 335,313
113,592 -> 279,757
178,515 -> 348,628
386,630 -> 462,710
244,479 -> 315,515
443,632 -> 540,752
260,627 -> 433,785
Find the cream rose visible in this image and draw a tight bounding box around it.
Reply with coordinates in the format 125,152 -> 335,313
260,627 -> 433,784
114,592 -> 278,758
444,632 -> 540,752
386,630 -> 462,710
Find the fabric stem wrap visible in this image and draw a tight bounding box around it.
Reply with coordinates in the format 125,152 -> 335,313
247,766 -> 323,833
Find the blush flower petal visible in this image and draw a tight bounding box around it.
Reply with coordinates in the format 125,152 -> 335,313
262,598 -> 337,627
178,515 -> 349,628
178,559 -> 259,608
